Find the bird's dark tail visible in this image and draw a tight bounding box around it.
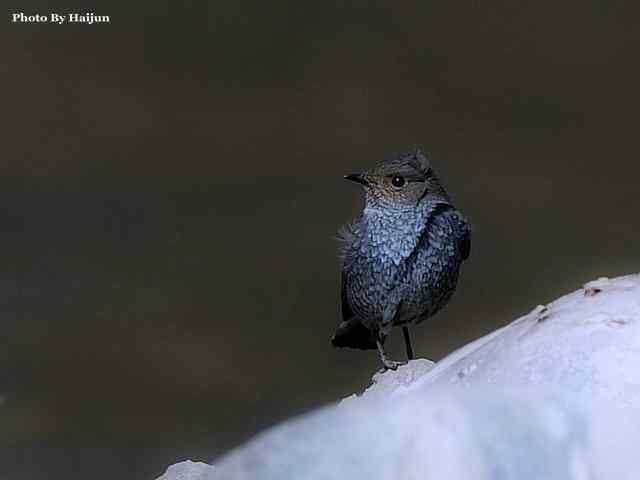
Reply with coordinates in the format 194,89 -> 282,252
331,318 -> 378,350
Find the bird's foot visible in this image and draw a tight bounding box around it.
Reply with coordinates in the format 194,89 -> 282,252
375,338 -> 406,371
379,359 -> 406,372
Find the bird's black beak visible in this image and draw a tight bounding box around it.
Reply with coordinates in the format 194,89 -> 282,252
344,173 -> 368,186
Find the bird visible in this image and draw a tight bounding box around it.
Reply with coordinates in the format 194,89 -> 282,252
331,148 -> 471,370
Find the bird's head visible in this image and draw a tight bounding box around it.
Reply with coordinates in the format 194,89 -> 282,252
344,149 -> 449,211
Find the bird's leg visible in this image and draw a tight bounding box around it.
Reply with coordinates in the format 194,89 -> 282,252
402,327 -> 414,361
376,339 -> 403,371
376,304 -> 405,371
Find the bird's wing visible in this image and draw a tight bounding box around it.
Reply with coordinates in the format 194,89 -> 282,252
415,204 -> 471,261
331,263 -> 379,350
332,268 -> 377,350
437,206 -> 471,261
340,269 -> 354,321
458,215 -> 471,261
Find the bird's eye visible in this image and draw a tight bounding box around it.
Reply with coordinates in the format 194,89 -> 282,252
391,175 -> 406,188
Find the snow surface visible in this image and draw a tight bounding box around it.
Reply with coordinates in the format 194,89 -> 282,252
157,274 -> 640,480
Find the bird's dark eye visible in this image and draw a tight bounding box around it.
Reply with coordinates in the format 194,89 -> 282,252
391,175 -> 406,188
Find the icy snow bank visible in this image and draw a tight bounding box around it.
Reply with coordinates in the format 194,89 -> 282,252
157,274 -> 640,480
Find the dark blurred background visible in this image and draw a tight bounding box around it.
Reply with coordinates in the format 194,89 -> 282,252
2,1 -> 639,478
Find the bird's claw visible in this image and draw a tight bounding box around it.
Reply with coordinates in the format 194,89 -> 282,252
379,359 -> 405,372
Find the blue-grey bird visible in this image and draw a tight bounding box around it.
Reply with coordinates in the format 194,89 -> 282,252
331,149 -> 471,370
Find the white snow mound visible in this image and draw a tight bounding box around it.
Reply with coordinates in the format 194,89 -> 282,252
157,274 -> 640,480
156,460 -> 211,480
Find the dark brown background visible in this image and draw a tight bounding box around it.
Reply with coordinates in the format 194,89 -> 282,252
2,1 -> 639,479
